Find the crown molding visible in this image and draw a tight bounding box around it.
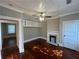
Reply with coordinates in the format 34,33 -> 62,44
47,10 -> 79,20
0,4 -> 24,13
0,15 -> 21,21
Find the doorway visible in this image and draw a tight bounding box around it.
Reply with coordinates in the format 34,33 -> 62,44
0,20 -> 18,49
2,23 -> 17,48
62,20 -> 79,51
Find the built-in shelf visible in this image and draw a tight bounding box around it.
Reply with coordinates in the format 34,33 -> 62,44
23,20 -> 41,27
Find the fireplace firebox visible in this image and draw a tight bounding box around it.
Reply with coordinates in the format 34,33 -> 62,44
49,35 -> 56,43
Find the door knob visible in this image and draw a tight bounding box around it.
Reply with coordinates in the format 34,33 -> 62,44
64,35 -> 66,37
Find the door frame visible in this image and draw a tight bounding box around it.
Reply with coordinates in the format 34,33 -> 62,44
61,20 -> 79,48
0,15 -> 24,59
0,19 -> 18,48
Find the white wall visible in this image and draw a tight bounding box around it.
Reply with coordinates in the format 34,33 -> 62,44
23,20 -> 42,42
0,23 -> 2,59
47,13 -> 79,46
78,21 -> 79,51
47,19 -> 59,32
23,20 -> 47,42
41,22 -> 47,38
24,27 -> 41,41
47,18 -> 60,43
59,13 -> 79,44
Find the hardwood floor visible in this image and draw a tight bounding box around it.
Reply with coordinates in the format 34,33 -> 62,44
2,38 -> 79,59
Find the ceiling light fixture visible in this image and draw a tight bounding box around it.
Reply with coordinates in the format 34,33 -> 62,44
39,12 -> 45,21
39,16 -> 44,21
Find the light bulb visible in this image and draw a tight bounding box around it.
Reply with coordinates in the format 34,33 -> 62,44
42,13 -> 45,16
39,17 -> 44,21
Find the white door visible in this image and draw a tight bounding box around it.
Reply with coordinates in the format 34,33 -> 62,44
63,20 -> 78,50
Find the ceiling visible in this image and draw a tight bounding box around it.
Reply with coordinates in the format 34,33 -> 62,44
0,0 -> 79,19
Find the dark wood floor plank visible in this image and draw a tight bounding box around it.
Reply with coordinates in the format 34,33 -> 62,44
2,38 -> 79,59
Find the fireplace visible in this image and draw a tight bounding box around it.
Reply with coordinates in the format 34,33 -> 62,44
49,35 -> 56,43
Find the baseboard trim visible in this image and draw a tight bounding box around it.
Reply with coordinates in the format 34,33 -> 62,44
24,37 -> 46,43
47,41 -> 58,46
59,43 -> 64,47
47,41 -> 64,47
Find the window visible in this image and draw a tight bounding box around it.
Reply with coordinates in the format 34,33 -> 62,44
8,24 -> 16,34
